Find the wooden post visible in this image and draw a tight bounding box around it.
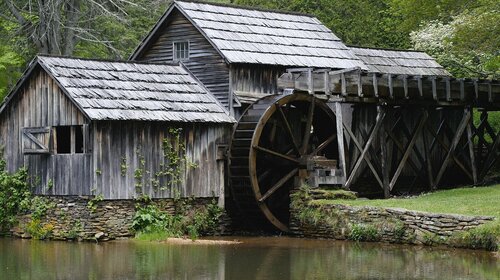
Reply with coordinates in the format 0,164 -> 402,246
334,102 -> 347,187
422,112 -> 435,189
466,108 -> 478,184
379,106 -> 390,197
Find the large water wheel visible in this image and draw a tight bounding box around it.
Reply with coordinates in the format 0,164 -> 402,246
229,93 -> 338,231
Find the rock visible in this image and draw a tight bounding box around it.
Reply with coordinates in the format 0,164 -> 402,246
95,232 -> 105,240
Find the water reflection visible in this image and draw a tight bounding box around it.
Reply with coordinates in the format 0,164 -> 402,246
0,237 -> 498,279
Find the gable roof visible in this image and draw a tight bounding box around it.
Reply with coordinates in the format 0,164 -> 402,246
131,0 -> 367,70
350,47 -> 450,76
0,56 -> 234,123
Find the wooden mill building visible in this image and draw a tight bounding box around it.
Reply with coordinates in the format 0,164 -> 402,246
1,0 -> 499,231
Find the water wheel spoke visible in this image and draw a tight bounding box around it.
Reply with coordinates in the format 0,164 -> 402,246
253,145 -> 299,163
258,168 -> 299,202
275,104 -> 301,155
301,96 -> 315,154
312,133 -> 337,156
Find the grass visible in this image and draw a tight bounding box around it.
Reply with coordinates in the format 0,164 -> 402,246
314,185 -> 500,218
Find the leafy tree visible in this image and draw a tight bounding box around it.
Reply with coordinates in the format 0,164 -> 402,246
410,1 -> 499,78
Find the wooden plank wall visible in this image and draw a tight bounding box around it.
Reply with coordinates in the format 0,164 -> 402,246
92,121 -> 230,199
137,9 -> 230,108
0,68 -> 91,195
231,65 -> 285,96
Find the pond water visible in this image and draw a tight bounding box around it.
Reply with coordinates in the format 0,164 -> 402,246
0,237 -> 498,280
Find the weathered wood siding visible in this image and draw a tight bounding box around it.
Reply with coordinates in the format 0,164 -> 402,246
0,68 -> 91,195
231,64 -> 285,96
91,121 -> 229,199
136,9 -> 230,108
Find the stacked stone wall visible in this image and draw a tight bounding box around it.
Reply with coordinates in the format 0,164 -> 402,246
11,196 -> 231,241
291,203 -> 495,246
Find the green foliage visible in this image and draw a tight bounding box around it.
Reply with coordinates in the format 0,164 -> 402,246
120,157 -> 128,177
0,155 -> 31,231
25,219 -> 54,240
132,199 -> 223,241
348,224 -> 381,242
393,221 -> 407,241
87,194 -> 104,213
29,196 -> 56,220
155,128 -> 197,191
65,220 -> 84,240
449,222 -> 500,251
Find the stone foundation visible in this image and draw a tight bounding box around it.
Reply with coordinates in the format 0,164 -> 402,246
10,196 -> 231,241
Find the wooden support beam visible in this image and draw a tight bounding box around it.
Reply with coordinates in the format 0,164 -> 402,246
403,75 -> 409,99
417,76 -> 423,97
341,73 -> 347,96
357,70 -> 363,97
488,83 -> 493,103
466,113 -> 478,184
308,68 -> 314,95
474,79 -> 479,99
446,78 -> 452,101
389,110 -> 429,190
324,72 -> 331,96
433,108 -> 471,188
373,73 -> 379,98
431,77 -> 437,100
344,107 -> 386,190
333,103 -> 347,186
379,111 -> 390,197
388,74 -> 394,99
422,121 -> 435,189
460,79 -> 465,101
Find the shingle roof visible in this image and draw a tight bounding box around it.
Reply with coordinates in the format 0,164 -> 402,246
35,56 -> 234,123
350,47 -> 450,76
133,0 -> 367,69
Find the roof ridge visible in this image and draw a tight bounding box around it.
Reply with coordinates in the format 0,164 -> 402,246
174,0 -> 317,18
37,54 -> 182,67
348,45 -> 428,54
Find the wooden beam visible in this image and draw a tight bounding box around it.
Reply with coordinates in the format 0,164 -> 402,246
341,73 -> 347,96
422,121 -> 435,189
479,127 -> 500,181
334,102 -> 347,187
417,76 -> 423,97
446,78 -> 452,101
466,111 -> 478,184
460,79 -> 465,101
431,77 -> 437,100
379,111 -> 390,197
403,75 -> 409,99
344,107 -> 386,189
372,73 -> 379,98
388,74 -> 394,99
434,108 -> 471,187
357,70 -> 363,97
389,110 -> 428,190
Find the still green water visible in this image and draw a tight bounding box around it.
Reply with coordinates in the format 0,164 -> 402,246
0,237 -> 498,280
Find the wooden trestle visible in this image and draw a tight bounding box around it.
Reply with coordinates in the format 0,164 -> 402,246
278,68 -> 500,197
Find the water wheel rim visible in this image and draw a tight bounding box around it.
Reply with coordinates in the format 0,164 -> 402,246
248,93 -> 336,231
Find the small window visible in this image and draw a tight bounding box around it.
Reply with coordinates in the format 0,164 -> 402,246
173,41 -> 189,61
55,125 -> 85,154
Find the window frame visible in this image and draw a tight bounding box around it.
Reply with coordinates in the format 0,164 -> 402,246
172,41 -> 190,62
52,125 -> 88,155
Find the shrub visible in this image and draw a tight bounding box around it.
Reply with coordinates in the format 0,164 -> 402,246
449,222 -> 499,251
25,218 -> 54,240
0,155 -> 31,231
132,199 -> 223,240
348,224 -> 380,242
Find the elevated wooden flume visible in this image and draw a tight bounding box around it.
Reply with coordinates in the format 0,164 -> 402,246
229,68 -> 500,231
